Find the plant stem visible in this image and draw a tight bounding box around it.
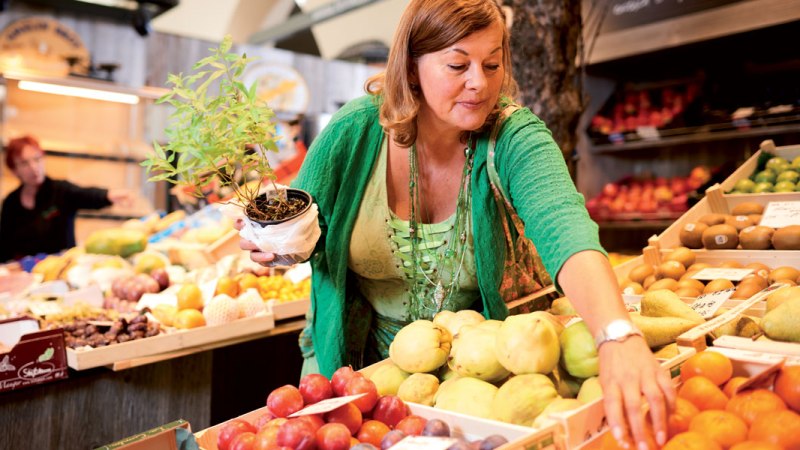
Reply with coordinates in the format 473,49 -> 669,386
254,143 -> 285,201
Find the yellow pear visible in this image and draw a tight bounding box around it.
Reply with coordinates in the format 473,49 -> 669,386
495,313 -> 561,375
389,320 -> 452,373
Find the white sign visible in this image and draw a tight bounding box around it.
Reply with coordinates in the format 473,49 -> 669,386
691,268 -> 753,281
288,393 -> 365,417
390,436 -> 458,450
622,294 -> 642,313
636,126 -> 661,140
690,288 -> 735,319
63,284 -> 104,308
760,201 -> 800,228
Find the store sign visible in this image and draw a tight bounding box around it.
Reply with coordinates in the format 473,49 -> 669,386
0,17 -> 90,75
599,0 -> 746,33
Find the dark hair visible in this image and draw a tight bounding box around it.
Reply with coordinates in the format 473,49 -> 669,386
365,0 -> 517,147
5,135 -> 43,170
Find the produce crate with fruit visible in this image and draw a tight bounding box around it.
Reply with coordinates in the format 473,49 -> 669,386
580,347 -> 800,449
721,140 -> 800,195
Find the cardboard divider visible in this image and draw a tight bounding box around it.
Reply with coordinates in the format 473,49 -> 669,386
0,317 -> 68,393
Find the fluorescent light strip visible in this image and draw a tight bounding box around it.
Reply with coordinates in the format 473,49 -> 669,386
17,81 -> 140,105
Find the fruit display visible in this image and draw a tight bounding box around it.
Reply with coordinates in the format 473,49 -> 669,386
585,167 -> 710,221
728,154 -> 800,194
675,203 -> 800,250
38,304 -> 162,349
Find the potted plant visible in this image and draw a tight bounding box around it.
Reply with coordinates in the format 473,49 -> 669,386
142,35 -> 311,226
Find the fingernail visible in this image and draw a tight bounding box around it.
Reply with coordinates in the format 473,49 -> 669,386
612,426 -> 624,441
638,441 -> 649,450
657,431 -> 666,445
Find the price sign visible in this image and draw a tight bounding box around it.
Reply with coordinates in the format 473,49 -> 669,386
691,268 -> 753,281
759,201 -> 800,228
690,288 -> 735,319
390,436 -> 458,450
636,126 -> 661,140
288,393 -> 365,417
622,294 -> 642,313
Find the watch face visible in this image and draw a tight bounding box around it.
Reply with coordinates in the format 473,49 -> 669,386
607,320 -> 633,339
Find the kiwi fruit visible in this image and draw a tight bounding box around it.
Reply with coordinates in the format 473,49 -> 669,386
772,225 -> 800,250
748,214 -> 763,225
744,262 -> 771,279
642,275 -> 657,290
698,213 -> 728,226
731,202 -> 765,216
647,278 -> 678,292
769,266 -> 800,284
687,263 -> 712,272
724,215 -> 754,232
664,247 -> 696,268
704,278 -> 735,294
655,260 -> 686,280
702,224 -> 739,249
739,226 -> 774,250
628,264 -> 655,284
739,274 -> 768,291
718,260 -> 744,269
731,282 -> 764,300
620,281 -> 644,295
679,222 -> 708,249
674,287 -> 702,298
676,278 -> 706,292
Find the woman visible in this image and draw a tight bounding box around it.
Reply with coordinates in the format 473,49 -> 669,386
239,1 -> 674,447
0,136 -> 131,261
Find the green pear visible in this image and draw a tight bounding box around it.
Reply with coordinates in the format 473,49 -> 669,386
761,298 -> 800,343
495,312 -> 561,375
766,286 -> 800,313
434,377 -> 498,419
448,324 -> 510,382
559,321 -> 599,378
550,297 -> 577,315
630,313 -> 701,348
550,366 -> 583,399
389,320 -> 452,373
368,361 -> 410,396
476,319 -> 503,331
652,343 -> 679,360
491,374 -> 558,426
397,373 -> 439,406
641,289 -> 704,323
577,377 -> 603,404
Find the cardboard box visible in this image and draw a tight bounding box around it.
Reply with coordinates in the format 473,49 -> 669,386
96,419 -> 196,450
0,316 -> 68,393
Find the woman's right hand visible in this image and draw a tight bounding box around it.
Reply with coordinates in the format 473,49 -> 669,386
234,218 -> 277,265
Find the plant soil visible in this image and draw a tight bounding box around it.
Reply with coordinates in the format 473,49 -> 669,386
245,195 -> 308,222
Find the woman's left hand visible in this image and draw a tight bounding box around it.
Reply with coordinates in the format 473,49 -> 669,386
598,335 -> 676,449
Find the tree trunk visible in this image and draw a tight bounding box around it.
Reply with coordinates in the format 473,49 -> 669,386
506,0 -> 583,172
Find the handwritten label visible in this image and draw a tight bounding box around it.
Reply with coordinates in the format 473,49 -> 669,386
622,294 -> 642,313
691,268 -> 753,281
760,201 -> 800,228
390,436 -> 458,450
690,288 -> 735,319
636,126 -> 661,140
288,393 -> 365,417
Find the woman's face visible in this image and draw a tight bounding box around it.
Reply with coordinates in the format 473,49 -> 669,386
12,146 -> 45,187
415,21 -> 505,135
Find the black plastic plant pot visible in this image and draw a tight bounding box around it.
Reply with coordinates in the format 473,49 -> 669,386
246,188 -> 313,227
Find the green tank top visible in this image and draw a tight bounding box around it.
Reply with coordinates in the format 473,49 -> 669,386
348,136 -> 479,321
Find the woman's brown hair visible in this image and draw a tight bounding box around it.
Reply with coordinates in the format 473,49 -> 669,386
5,135 -> 42,170
366,0 -> 518,147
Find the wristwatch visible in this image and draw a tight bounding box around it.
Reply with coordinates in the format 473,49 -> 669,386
594,319 -> 643,348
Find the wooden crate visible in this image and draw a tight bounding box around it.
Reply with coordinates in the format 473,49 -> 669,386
719,140 -> 800,193
66,313 -> 275,370
267,298 -> 310,321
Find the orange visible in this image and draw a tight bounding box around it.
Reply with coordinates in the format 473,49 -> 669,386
236,273 -> 259,293
748,409 -> 800,450
176,283 -> 204,310
726,389 -> 787,425
723,377 -> 749,398
681,351 -> 734,386
689,410 -> 748,448
667,397 -> 700,438
678,375 -> 729,411
215,276 -> 239,298
599,425 -> 657,450
173,308 -> 206,329
662,431 -> 722,450
774,365 -> 800,412
356,420 -> 390,447
730,441 -> 782,450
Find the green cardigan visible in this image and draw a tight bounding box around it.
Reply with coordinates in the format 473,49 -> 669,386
292,95 -> 605,377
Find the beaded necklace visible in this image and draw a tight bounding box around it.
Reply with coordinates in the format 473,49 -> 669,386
407,137 -> 474,320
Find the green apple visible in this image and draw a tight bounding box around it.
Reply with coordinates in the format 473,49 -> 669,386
777,170 -> 800,184
766,156 -> 789,172
791,156 -> 800,170
753,182 -> 774,193
774,181 -> 796,192
733,179 -> 756,193
754,170 -> 777,184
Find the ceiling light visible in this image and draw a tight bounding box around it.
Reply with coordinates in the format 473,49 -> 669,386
18,80 -> 140,104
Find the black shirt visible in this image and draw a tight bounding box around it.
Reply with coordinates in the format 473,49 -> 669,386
0,177 -> 111,261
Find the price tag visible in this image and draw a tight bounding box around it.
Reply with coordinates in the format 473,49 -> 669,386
690,288 -> 735,319
63,284 -> 104,307
759,201 -> 800,228
622,294 -> 642,313
636,126 -> 661,140
691,268 -> 753,281
288,393 -> 365,417
390,436 -> 458,450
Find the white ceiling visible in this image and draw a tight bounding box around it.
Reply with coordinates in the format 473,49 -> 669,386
151,0 -> 406,60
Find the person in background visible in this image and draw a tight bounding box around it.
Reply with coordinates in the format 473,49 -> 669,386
238,1 -> 675,448
0,135 -> 132,261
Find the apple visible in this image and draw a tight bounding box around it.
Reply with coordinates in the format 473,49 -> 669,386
331,366 -> 359,397
357,420 -> 391,447
253,426 -> 280,450
230,432 -> 256,450
299,373 -> 334,405
267,385 -> 305,418
298,414 -> 325,432
394,415 -> 427,436
316,423 -> 352,450
259,417 -> 288,432
370,396 -> 409,429
344,376 -> 379,413
218,419 -> 257,450
602,183 -> 619,198
277,418 -> 317,450
253,412 -> 275,431
324,402 -> 362,435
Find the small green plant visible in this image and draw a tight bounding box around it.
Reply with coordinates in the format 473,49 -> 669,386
143,35 -> 306,222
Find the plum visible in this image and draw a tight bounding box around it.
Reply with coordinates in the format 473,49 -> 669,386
447,438 -> 473,450
380,429 -> 407,449
479,434 -> 509,450
421,419 -> 450,437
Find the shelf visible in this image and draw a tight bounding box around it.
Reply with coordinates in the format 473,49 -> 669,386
591,123 -> 800,154
597,220 -> 674,230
